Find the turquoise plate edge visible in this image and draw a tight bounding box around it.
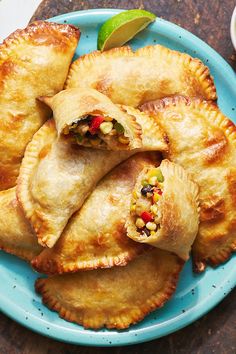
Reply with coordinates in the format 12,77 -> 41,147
0,8 -> 235,347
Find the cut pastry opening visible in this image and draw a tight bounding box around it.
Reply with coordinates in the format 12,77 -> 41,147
63,111 -> 132,149
130,167 -> 164,238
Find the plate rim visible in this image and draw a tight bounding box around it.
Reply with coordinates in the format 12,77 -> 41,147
0,8 -> 236,347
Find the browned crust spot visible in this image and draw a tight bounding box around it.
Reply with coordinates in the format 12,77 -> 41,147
0,21 -> 80,59
31,245 -> 149,275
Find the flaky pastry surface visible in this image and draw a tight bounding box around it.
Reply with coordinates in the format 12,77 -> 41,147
17,120 -> 135,248
0,187 -> 42,261
0,21 -> 80,190
141,96 -> 236,271
66,45 -> 216,107
31,153 -> 157,274
36,248 -> 183,329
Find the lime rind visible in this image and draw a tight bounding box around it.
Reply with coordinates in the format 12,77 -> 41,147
97,9 -> 156,51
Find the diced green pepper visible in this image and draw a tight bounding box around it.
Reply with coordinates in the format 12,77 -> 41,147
114,122 -> 124,133
75,133 -> 83,142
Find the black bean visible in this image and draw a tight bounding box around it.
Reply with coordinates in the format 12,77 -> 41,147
141,184 -> 153,196
142,227 -> 151,237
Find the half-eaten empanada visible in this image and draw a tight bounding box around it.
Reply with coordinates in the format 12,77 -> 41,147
31,153 -> 157,274
35,248 -> 183,329
17,110 -> 167,248
41,88 -> 142,150
126,159 -> 199,260
141,96 -> 236,271
0,21 -> 80,190
66,45 -> 216,107
0,188 -> 42,261
17,120 -> 136,248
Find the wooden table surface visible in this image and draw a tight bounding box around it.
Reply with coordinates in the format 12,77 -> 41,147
1,1 -> 236,353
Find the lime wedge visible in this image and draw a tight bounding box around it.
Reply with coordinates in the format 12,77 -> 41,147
97,9 -> 156,51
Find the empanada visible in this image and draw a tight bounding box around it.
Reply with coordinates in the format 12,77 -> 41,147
17,113 -> 167,248
65,45 -> 216,107
141,96 -> 236,271
0,188 -> 42,261
0,21 -> 80,191
35,248 -> 183,329
31,153 -> 157,274
41,88 -> 143,150
126,160 -> 199,260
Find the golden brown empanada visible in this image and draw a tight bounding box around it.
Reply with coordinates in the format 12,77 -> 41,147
41,88 -> 142,150
126,160 -> 199,260
0,188 -> 42,261
141,96 -> 236,271
17,109 -> 167,248
0,21 -> 80,190
65,45 -> 216,107
17,120 -> 136,248
35,248 -> 183,329
31,153 -> 157,274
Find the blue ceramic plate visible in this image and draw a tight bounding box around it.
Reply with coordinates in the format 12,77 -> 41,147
0,9 -> 236,347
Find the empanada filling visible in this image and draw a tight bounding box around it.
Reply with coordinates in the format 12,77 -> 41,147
63,113 -> 129,148
130,168 -> 164,237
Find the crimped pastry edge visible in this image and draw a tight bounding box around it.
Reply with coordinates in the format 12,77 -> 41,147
16,120 -> 57,248
140,95 -> 236,270
35,255 -> 184,329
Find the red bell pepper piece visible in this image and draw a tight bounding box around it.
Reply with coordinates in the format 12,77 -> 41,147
89,116 -> 104,135
141,211 -> 153,223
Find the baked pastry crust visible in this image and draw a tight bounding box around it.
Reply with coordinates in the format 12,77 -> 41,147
41,88 -> 143,150
0,21 -> 80,190
141,96 -> 236,271
35,248 -> 183,329
31,153 -> 157,274
0,187 -> 42,261
17,120 -> 135,248
126,160 -> 199,260
65,45 -> 216,107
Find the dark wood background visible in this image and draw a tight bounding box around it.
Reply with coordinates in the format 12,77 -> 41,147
1,1 -> 236,353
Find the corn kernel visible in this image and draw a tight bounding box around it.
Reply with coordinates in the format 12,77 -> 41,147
153,193 -> 161,203
100,122 -> 113,134
147,168 -> 164,182
149,176 -> 157,185
109,129 -> 117,136
63,126 -> 69,135
151,231 -> 156,236
130,204 -> 136,212
132,191 -> 138,199
135,218 -> 145,229
118,135 -> 129,145
150,204 -> 158,215
146,222 -> 157,231
104,116 -> 113,122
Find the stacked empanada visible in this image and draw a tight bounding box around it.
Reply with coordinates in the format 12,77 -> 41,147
0,20 -> 235,331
